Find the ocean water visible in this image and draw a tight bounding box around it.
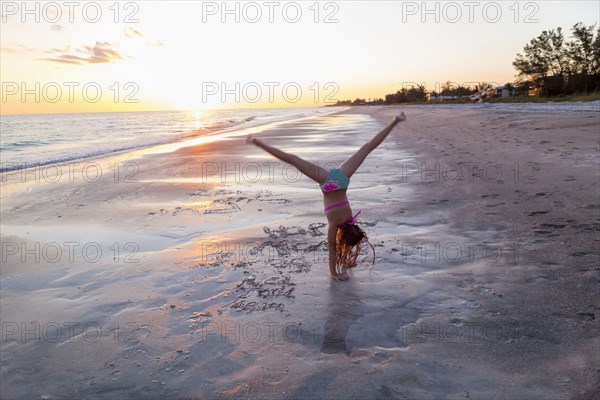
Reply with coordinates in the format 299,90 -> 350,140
3,101 -> 597,173
0,107 -> 344,172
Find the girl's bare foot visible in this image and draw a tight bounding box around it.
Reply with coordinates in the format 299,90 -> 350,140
331,272 -> 350,281
394,112 -> 406,123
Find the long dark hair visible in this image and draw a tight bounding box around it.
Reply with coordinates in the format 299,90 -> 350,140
335,223 -> 375,270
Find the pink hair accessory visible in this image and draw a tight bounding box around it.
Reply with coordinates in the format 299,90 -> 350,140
347,210 -> 361,225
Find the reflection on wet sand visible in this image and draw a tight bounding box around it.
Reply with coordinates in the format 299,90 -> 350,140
321,278 -> 364,354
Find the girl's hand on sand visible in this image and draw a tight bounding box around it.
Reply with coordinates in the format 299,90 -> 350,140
331,272 -> 350,281
394,112 -> 406,123
246,134 -> 256,145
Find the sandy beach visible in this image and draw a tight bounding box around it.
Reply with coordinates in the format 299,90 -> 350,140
1,104 -> 599,399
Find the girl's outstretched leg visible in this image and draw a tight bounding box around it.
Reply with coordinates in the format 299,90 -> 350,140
247,135 -> 329,184
339,112 -> 406,178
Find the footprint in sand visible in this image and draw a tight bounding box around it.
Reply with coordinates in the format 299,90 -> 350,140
571,223 -> 600,233
571,250 -> 590,256
539,223 -> 566,229
527,210 -> 551,216
426,199 -> 449,205
576,313 -> 595,321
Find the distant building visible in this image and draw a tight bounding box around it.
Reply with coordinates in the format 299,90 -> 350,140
490,85 -> 517,97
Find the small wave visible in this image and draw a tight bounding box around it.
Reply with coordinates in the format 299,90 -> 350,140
0,141 -> 169,172
2,139 -> 49,149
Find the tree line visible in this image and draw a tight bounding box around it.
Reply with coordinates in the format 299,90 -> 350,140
513,22 -> 600,96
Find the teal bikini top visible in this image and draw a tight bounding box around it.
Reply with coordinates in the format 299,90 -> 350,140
321,168 -> 350,192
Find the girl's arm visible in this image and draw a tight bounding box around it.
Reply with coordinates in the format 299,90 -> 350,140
327,224 -> 349,281
247,135 -> 328,184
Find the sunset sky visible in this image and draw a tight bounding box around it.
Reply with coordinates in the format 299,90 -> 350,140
1,0 -> 598,115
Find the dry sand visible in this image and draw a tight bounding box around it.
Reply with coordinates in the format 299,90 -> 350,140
1,104 -> 599,399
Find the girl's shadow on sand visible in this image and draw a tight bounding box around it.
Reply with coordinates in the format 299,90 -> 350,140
320,279 -> 365,354
317,275 -> 421,355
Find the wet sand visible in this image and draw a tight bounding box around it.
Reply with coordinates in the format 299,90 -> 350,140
1,104 -> 599,399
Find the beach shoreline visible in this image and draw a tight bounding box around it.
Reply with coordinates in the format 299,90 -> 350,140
1,104 -> 599,399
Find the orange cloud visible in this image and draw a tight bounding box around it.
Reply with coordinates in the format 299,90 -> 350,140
41,41 -> 123,65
